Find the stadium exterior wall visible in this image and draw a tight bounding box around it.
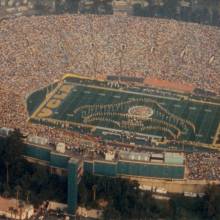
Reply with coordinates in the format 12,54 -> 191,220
25,144 -> 51,162
50,152 -> 70,169
93,161 -> 118,176
117,161 -> 184,179
23,143 -> 185,180
84,160 -> 94,173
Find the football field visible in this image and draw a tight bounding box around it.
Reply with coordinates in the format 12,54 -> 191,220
27,75 -> 220,147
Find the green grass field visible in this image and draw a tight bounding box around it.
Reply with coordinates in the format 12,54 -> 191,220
27,76 -> 220,146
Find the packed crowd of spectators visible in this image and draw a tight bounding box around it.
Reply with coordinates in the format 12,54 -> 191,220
186,152 -> 220,180
0,14 -> 220,180
1,14 -> 220,95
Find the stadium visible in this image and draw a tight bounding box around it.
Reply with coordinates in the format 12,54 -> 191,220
1,14 -> 220,214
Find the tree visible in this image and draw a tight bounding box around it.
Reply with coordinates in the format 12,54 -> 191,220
103,205 -> 121,220
78,181 -> 88,206
1,129 -> 25,186
8,206 -> 14,219
15,185 -> 22,208
13,208 -> 18,220
5,129 -> 25,162
26,190 -> 31,204
18,201 -> 25,220
0,130 -> 67,206
202,184 -> 220,219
